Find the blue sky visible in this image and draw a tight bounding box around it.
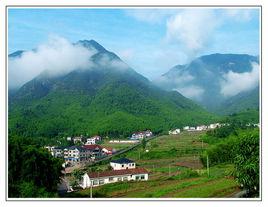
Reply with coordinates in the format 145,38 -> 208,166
8,8 -> 260,80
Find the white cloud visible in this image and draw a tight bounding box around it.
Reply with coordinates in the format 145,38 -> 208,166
166,9 -> 219,58
125,9 -> 175,24
9,36 -> 96,88
96,53 -> 129,71
174,85 -> 204,99
118,49 -> 134,61
220,62 -> 259,97
222,9 -> 253,22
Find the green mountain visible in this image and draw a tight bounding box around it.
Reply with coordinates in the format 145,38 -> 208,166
8,40 -> 217,139
215,86 -> 259,115
154,54 -> 259,114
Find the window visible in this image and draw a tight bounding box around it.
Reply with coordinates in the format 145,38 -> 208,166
135,176 -> 140,180
109,177 -> 114,181
118,177 -> 122,181
93,180 -> 98,185
141,175 -> 145,180
132,163 -> 135,166
121,164 -> 124,167
99,179 -> 104,185
123,177 -> 128,181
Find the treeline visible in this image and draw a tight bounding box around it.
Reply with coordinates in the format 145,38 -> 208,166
201,125 -> 259,196
8,135 -> 63,198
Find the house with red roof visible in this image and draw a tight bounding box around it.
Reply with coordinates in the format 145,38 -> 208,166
102,146 -> 116,156
80,158 -> 149,188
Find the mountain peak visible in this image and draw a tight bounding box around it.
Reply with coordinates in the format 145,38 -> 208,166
8,50 -> 25,58
77,39 -> 107,53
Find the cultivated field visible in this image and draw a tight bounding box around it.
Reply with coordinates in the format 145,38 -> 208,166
66,131 -> 240,198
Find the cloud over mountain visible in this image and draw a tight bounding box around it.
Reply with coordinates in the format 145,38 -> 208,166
220,62 -> 259,97
166,9 -> 219,59
9,36 -> 96,88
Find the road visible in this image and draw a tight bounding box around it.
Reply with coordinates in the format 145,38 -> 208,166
64,135 -> 159,173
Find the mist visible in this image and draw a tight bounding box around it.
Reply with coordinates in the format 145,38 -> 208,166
8,36 -> 96,89
220,62 -> 259,97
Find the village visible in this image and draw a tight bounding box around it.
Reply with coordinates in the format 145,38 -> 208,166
48,121 -> 260,195
45,123 -> 223,168
43,122 -> 232,192
44,119 -> 260,197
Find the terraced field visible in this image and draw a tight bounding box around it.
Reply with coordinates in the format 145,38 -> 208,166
65,131 -> 240,198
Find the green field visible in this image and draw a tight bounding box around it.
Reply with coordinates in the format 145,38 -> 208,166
101,139 -> 137,151
65,131 -> 240,198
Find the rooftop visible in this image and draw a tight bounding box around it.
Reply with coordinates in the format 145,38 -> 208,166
110,158 -> 134,164
82,144 -> 102,150
87,168 -> 148,178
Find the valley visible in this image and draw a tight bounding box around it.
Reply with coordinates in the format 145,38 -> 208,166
64,131 -> 242,198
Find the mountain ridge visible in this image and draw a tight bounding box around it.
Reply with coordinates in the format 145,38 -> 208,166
9,40 -> 217,139
154,53 -> 259,114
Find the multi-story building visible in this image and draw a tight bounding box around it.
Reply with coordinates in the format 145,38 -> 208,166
63,146 -> 92,164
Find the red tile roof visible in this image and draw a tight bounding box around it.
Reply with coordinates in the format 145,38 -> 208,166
82,144 -> 102,150
102,146 -> 113,151
87,168 -> 148,178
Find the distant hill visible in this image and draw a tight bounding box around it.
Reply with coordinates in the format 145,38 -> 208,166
154,53 -> 259,115
216,86 -> 259,115
8,40 -> 217,139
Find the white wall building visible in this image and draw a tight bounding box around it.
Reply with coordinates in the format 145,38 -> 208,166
85,138 -> 96,145
63,146 -> 92,164
169,129 -> 181,135
196,125 -> 208,131
209,123 -> 220,129
81,168 -> 148,188
110,158 -> 136,170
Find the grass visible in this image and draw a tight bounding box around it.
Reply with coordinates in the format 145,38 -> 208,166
171,178 -> 238,198
65,131 -> 240,198
66,175 -> 238,198
101,139 -> 136,151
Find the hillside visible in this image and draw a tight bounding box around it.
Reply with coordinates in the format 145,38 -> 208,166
8,40 -> 216,139
215,86 -> 259,115
154,54 -> 259,114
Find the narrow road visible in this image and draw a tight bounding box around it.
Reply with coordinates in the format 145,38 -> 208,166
64,135 -> 159,173
87,135 -> 159,166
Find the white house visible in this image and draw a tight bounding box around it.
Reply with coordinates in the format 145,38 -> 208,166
188,127 -> 196,131
85,138 -> 96,145
91,135 -> 102,142
63,146 -> 92,164
144,130 -> 153,137
209,123 -> 220,129
73,136 -> 83,144
85,136 -> 102,145
131,130 -> 153,139
66,137 -> 72,141
52,146 -> 65,158
183,126 -> 190,130
196,125 -> 208,131
110,158 -> 136,170
169,129 -> 181,135
81,168 -> 149,188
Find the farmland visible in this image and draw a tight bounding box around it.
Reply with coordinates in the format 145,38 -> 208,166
65,131 -> 241,198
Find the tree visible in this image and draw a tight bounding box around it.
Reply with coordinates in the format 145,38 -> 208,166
234,129 -> 259,196
8,136 -> 63,198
